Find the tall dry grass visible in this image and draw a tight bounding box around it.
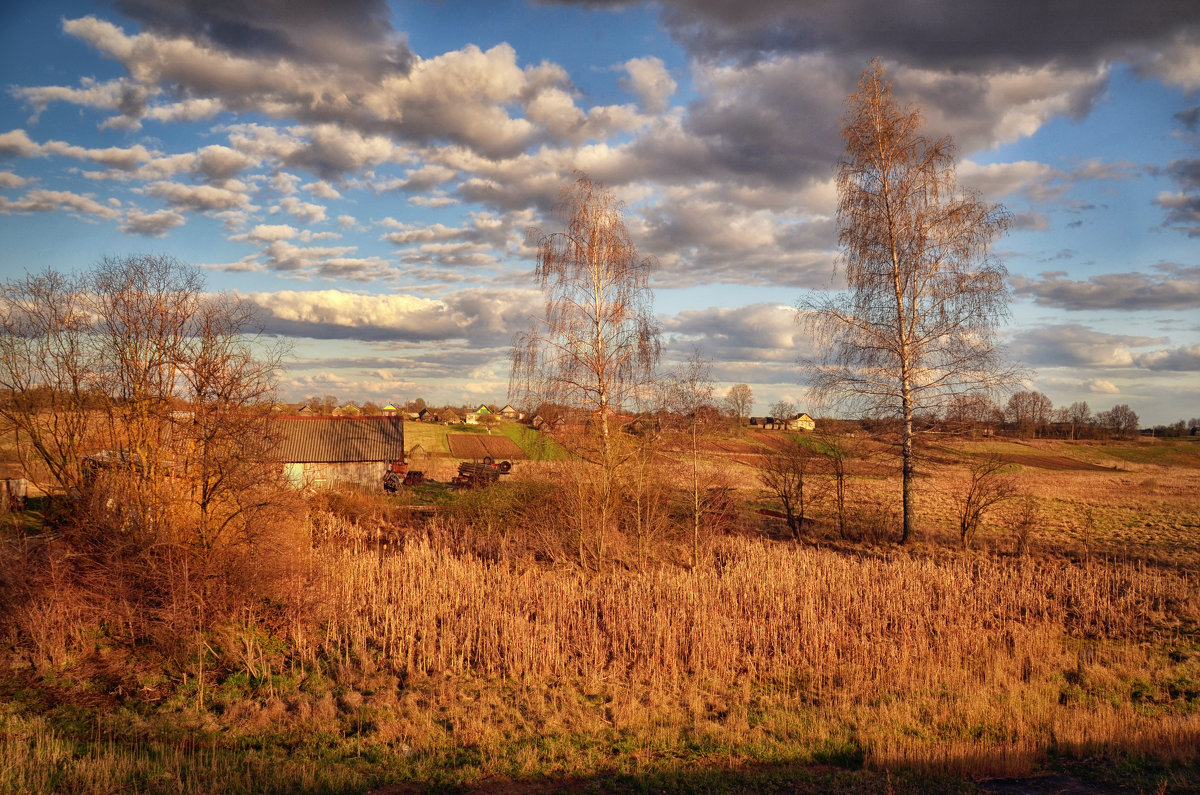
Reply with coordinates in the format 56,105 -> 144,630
279,530 -> 1200,775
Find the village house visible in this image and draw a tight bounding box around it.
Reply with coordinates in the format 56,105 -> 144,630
750,413 -> 816,431
786,413 -> 817,431
273,416 -> 405,491
499,404 -> 523,420
465,404 -> 492,424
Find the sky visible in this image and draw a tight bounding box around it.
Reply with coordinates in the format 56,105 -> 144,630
0,0 -> 1198,425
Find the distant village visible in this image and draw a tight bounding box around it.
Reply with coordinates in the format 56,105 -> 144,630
276,397 -> 817,432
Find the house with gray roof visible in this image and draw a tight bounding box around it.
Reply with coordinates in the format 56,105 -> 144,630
273,416 -> 405,490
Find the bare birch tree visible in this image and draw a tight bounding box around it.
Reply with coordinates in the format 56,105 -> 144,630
510,173 -> 660,567
665,349 -> 717,569
802,60 -> 1019,543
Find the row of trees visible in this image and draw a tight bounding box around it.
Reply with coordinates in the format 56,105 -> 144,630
944,392 -> 1146,439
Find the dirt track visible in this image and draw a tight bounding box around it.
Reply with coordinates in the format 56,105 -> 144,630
997,454 -> 1114,471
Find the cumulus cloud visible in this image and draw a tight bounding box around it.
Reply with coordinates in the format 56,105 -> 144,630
1085,379 -> 1120,394
145,179 -> 252,211
1011,265 -> 1200,310
1132,31 -> 1200,90
1176,105 -> 1200,132
305,180 -> 341,199
378,210 -> 531,271
195,144 -> 255,180
661,303 -> 815,361
120,206 -> 185,236
0,188 -> 122,219
1132,344 -> 1200,371
13,77 -> 150,121
0,129 -> 156,169
635,183 -> 837,286
0,171 -> 29,189
39,17 -> 632,159
231,223 -> 297,243
622,57 -> 677,113
1008,324 -> 1167,368
243,287 -> 537,344
275,196 -> 327,223
114,0 -> 415,76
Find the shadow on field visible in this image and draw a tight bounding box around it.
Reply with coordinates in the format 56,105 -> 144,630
370,754 -> 1199,794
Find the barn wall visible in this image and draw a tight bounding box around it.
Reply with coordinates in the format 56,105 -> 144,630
290,461 -> 386,491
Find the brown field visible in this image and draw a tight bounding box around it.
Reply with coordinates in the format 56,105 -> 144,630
447,433 -> 526,460
3,433 -> 1200,793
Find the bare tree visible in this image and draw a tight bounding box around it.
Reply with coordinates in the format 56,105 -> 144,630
814,432 -> 852,539
510,173 -> 661,567
0,270 -> 98,493
1005,391 -> 1052,438
0,255 -> 297,660
769,399 -> 796,426
1059,400 -> 1091,440
943,393 -> 1001,438
955,455 -> 1016,549
1099,403 -> 1139,439
723,383 -> 754,425
759,439 -> 819,542
802,61 -> 1018,543
665,349 -> 717,569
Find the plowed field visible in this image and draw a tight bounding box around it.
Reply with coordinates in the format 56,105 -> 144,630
447,434 -> 525,460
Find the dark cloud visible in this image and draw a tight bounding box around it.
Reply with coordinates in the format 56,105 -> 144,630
1169,158 -> 1200,191
1176,106 -> 1200,132
115,0 -> 414,75
682,57 -> 845,182
561,0 -> 1200,70
1132,344 -> 1200,372
1011,266 -> 1200,311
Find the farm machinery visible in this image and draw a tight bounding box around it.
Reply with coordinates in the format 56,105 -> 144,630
382,459 -> 424,492
382,456 -> 513,491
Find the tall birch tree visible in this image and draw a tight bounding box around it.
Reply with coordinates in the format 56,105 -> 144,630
803,61 -> 1018,543
510,173 -> 660,567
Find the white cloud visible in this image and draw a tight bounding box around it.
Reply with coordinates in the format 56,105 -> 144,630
305,180 -> 341,199
622,57 -> 677,113
120,207 -> 185,236
0,129 -> 155,169
0,188 -> 122,219
232,224 -> 298,243
0,171 -> 29,189
1085,379 -> 1120,394
276,196 -> 327,224
244,287 -> 537,343
146,180 -> 252,211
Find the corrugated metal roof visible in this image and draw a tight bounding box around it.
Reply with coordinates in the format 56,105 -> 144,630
273,417 -> 405,463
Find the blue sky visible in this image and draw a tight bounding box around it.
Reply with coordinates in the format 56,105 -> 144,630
1,0 -> 1198,424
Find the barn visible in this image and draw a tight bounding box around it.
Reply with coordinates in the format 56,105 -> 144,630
274,416 -> 405,490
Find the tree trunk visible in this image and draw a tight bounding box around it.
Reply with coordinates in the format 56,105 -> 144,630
901,389 -> 915,544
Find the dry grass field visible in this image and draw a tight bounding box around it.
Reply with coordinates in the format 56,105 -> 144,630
2,431 -> 1199,793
